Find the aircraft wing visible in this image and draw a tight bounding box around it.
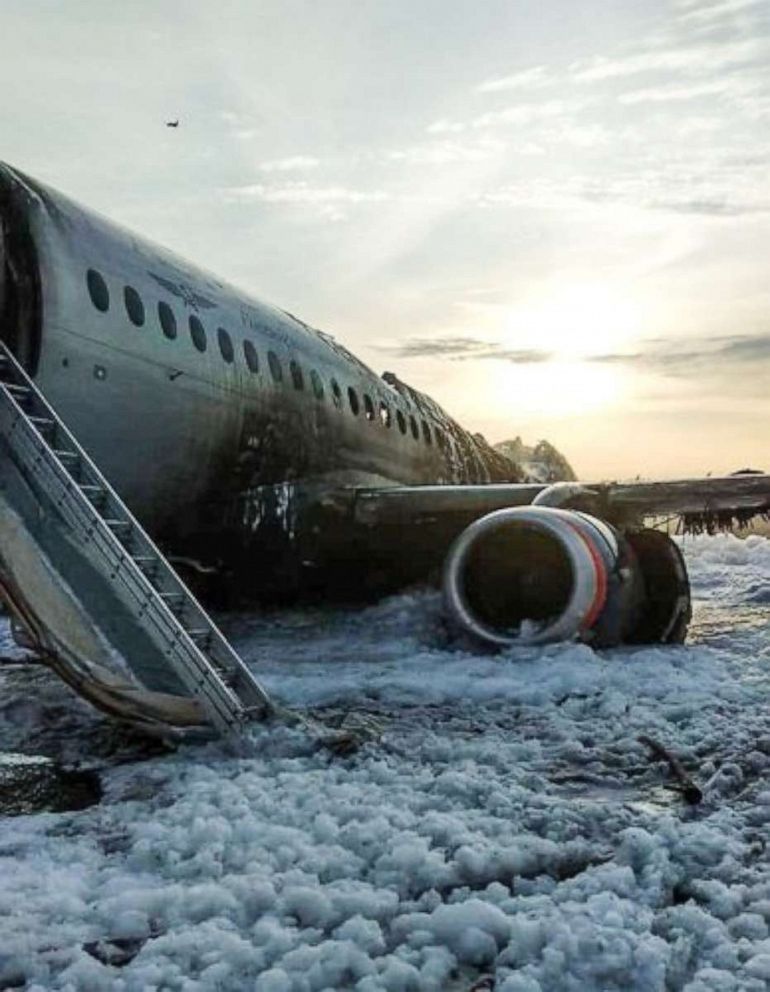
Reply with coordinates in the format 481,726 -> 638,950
351,473 -> 770,533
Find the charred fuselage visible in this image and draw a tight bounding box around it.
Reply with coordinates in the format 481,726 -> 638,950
0,163 -> 530,600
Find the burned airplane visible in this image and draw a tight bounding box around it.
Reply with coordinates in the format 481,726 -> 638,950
1,161 -> 769,733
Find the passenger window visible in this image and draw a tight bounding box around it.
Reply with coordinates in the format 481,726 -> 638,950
409,415 -> 419,440
396,410 -> 407,434
290,359 -> 304,390
268,351 -> 283,382
218,327 -> 234,363
124,286 -> 145,327
363,394 -> 375,421
243,339 -> 259,373
158,301 -> 177,339
348,387 -> 360,415
87,269 -> 109,312
331,379 -> 342,408
379,401 -> 391,428
310,369 -> 324,400
422,420 -> 432,445
189,315 -> 207,352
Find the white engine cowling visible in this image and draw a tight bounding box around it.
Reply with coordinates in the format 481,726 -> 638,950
442,505 -> 690,647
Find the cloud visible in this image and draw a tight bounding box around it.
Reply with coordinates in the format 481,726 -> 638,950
259,156 -> 321,172
589,353 -> 644,364
485,348 -> 553,364
588,334 -> 770,375
616,69 -> 769,118
383,336 -> 552,363
222,181 -> 390,220
719,334 -> 770,360
225,182 -> 389,205
385,333 -> 770,384
463,167 -> 769,219
426,119 -> 467,135
472,99 -> 582,129
618,80 -> 735,104
388,138 -> 504,165
648,197 -> 767,216
572,38 -> 764,82
386,337 -> 494,357
541,123 -> 610,148
675,0 -> 766,26
476,66 -> 549,94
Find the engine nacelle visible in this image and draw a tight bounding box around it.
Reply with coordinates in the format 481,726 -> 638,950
442,506 -> 691,647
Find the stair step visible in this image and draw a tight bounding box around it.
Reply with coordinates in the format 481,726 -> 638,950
132,556 -> 159,577
29,415 -> 55,432
186,628 -> 213,645
79,483 -> 105,501
5,383 -> 31,399
159,591 -> 186,605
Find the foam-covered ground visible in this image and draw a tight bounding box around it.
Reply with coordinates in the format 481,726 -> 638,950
1,534 -> 769,991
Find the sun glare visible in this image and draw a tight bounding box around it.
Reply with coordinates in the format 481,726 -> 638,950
488,358 -> 626,417
468,281 -> 647,416
501,283 -> 645,359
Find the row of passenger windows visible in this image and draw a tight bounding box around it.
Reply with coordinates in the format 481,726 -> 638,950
86,268 -> 449,449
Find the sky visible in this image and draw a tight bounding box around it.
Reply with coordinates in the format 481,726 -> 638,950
2,0 -> 770,479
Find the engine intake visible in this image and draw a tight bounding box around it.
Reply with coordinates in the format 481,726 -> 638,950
442,506 -> 690,647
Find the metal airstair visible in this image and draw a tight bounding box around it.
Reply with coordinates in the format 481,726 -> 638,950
0,340 -> 273,733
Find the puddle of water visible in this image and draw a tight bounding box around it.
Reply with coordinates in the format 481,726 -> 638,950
0,752 -> 102,816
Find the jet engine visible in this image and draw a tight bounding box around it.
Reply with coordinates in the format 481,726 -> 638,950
442,505 -> 691,647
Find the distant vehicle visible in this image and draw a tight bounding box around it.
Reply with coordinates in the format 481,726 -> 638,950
1,162 -> 769,657
165,119 -> 179,128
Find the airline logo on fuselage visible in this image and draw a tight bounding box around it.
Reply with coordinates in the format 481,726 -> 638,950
147,271 -> 217,312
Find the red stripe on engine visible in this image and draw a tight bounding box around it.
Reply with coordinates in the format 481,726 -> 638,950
568,523 -> 608,633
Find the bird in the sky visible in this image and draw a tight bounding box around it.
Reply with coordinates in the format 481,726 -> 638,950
166,120 -> 179,128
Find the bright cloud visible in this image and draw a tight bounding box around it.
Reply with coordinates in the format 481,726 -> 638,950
476,65 -> 550,93
259,156 -> 322,172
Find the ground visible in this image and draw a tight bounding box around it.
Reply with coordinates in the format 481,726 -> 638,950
0,533 -> 769,991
